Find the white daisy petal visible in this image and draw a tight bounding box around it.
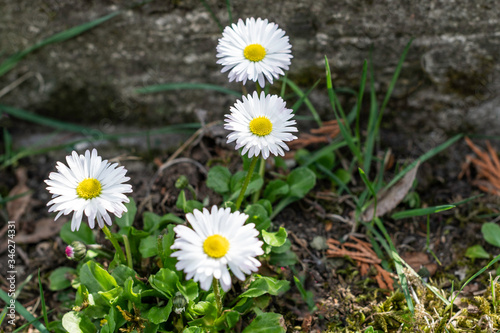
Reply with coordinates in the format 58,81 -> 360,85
216,17 -> 292,87
45,149 -> 133,231
171,206 -> 263,292
224,91 -> 297,159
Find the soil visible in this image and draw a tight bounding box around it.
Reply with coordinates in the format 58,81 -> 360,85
1,118 -> 499,332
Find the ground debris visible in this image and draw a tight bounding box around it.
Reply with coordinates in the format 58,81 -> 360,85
461,137 -> 500,196
326,235 -> 394,291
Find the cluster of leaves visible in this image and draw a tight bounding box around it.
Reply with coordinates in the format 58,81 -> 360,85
48,198 -> 294,332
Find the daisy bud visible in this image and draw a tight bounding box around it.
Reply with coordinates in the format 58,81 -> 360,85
173,292 -> 187,314
175,175 -> 189,190
66,241 -> 87,261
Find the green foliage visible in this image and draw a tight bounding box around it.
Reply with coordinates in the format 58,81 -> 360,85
293,276 -> 316,312
49,195 -> 296,332
482,222 -> 500,247
49,267 -> 77,291
242,312 -> 285,333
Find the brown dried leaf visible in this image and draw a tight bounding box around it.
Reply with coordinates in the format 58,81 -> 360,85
361,162 -> 420,221
6,168 -> 32,221
14,218 -> 63,244
400,251 -> 437,276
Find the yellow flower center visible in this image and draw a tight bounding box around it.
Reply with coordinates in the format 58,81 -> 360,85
203,234 -> 230,258
249,116 -> 273,136
244,44 -> 266,62
76,178 -> 102,200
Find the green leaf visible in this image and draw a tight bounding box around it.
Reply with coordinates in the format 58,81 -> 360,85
288,167 -> 316,198
262,227 -> 287,247
79,261 -> 117,293
207,166 -> 232,194
160,213 -> 185,225
147,299 -> 173,324
191,301 -> 213,315
176,278 -> 199,302
271,168 -> 316,219
482,222 -> 500,248
263,180 -> 289,203
465,245 -> 490,259
270,240 -> 298,266
111,265 -> 138,286
240,276 -> 290,298
214,310 -> 240,331
293,276 -> 316,311
139,235 -> 159,258
62,311 -> 96,333
101,307 -> 117,333
49,267 -> 77,291
257,199 -> 273,217
115,197 -> 137,228
60,222 -> 95,245
160,224 -> 178,269
242,312 -> 285,333
143,212 -> 162,232
99,286 -> 123,305
334,168 -> 351,186
123,277 -> 141,304
244,204 -> 271,232
149,268 -> 178,298
176,190 -> 204,213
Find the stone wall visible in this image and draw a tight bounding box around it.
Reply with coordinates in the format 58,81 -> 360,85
1,0 -> 499,149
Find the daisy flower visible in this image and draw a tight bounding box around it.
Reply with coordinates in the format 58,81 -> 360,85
224,91 -> 298,159
45,149 -> 133,231
216,17 -> 292,87
171,206 -> 264,292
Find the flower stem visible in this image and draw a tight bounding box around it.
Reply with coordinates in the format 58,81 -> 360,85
252,157 -> 266,203
235,156 -> 259,211
212,278 -> 223,316
102,225 -> 126,264
122,235 -> 133,269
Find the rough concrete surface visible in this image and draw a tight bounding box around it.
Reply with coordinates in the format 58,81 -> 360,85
1,0 -> 499,151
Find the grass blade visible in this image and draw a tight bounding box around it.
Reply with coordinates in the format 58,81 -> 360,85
135,82 -> 241,97
384,134 -> 463,191
3,128 -> 12,161
391,205 -> 455,219
376,38 -> 414,128
225,0 -> 232,23
325,57 -> 362,164
0,11 -> 121,77
355,60 -> 368,147
316,164 -> 353,196
282,79 -> 322,127
38,270 -> 49,328
200,0 -> 223,31
301,139 -> 349,167
291,79 -> 320,113
280,73 -> 288,98
363,49 -> 379,174
0,289 -> 49,333
0,104 -> 91,132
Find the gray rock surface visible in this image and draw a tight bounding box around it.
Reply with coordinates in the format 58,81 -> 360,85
1,0 -> 499,151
